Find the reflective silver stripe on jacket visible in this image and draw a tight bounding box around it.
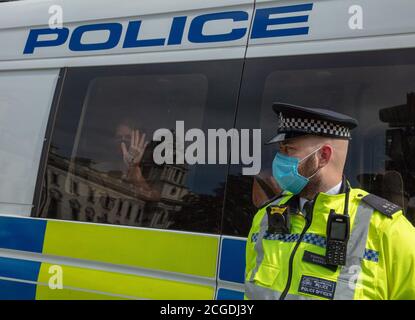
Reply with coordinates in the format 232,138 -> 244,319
248,196 -> 288,284
245,198 -> 375,300
333,201 -> 374,299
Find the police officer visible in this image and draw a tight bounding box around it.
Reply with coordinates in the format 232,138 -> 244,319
245,102 -> 415,300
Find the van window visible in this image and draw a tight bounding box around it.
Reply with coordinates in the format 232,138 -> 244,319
223,48 -> 415,237
34,60 -> 243,234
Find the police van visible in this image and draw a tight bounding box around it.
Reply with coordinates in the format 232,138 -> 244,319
0,0 -> 415,300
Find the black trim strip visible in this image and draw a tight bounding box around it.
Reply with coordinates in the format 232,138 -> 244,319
31,68 -> 68,217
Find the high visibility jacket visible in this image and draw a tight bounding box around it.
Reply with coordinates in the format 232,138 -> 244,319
245,187 -> 415,300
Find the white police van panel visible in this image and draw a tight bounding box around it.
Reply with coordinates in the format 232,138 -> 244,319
0,0 -> 254,68
0,69 -> 58,217
0,0 -> 413,300
249,0 -> 415,58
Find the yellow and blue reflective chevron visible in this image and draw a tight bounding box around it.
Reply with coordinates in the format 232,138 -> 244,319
0,215 -> 219,300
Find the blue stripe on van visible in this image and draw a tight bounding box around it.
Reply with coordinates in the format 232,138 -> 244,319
269,27 -> 310,37
0,257 -> 41,282
270,3 -> 313,14
0,216 -> 46,253
0,279 -> 37,300
271,15 -> 309,25
219,238 -> 246,284
217,288 -> 244,300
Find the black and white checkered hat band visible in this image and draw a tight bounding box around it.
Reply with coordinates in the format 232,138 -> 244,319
279,117 -> 351,138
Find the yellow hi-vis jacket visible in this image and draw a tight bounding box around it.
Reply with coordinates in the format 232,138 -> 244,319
245,187 -> 415,300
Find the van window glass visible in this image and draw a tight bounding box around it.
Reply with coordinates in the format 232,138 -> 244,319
35,60 -> 243,234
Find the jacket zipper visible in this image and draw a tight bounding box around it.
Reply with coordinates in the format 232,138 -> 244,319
279,194 -> 317,300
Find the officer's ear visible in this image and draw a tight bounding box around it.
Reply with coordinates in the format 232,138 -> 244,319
318,145 -> 333,167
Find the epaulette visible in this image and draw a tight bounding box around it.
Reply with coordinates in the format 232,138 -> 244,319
361,193 -> 402,218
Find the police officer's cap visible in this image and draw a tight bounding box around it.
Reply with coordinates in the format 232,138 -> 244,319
267,102 -> 358,144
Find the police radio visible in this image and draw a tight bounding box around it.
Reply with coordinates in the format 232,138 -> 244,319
325,209 -> 350,266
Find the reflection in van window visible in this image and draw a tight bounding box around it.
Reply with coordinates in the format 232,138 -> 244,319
35,61 -> 243,234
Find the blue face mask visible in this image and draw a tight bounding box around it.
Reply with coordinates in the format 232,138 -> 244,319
272,147 -> 322,195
